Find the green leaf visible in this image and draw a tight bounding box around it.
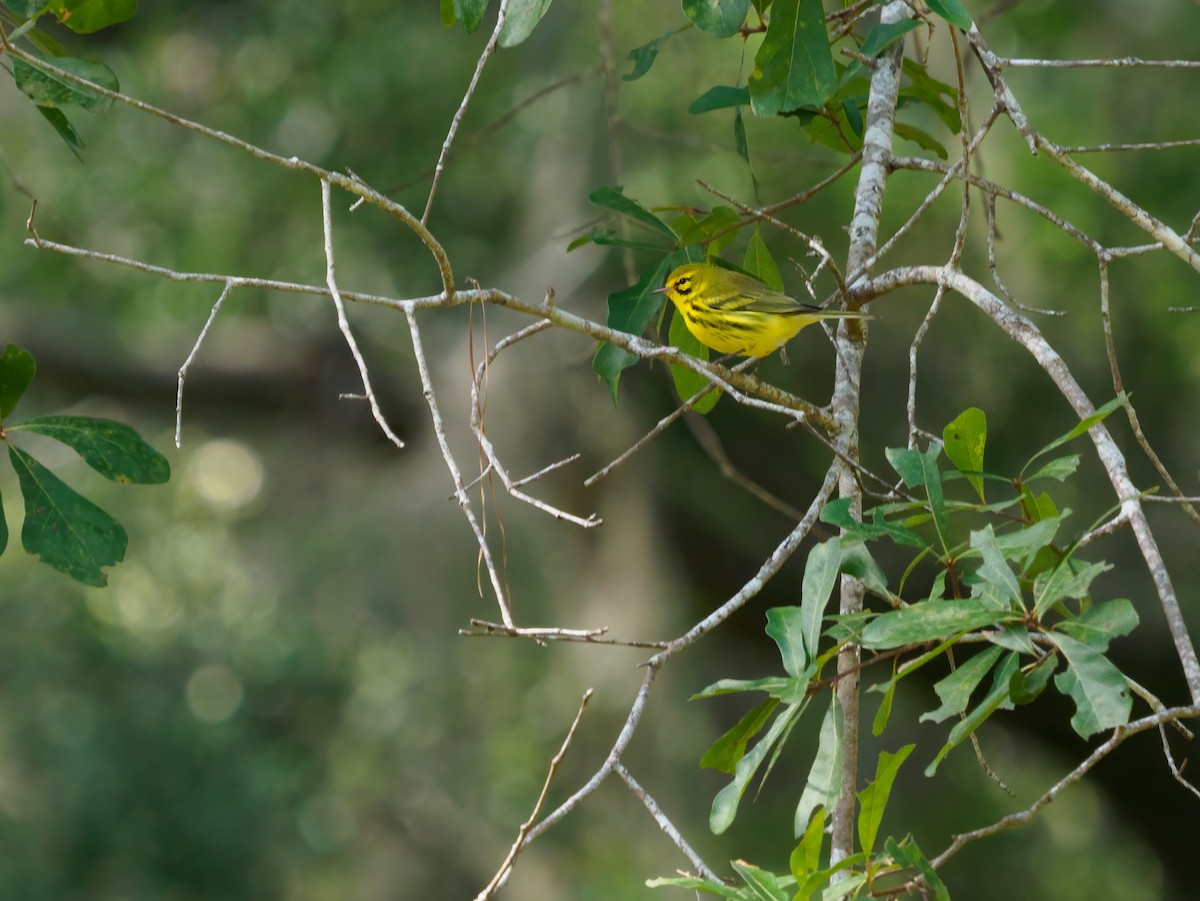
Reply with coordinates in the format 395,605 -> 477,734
742,230 -> 783,291
794,696 -> 840,837
988,625 -> 1036,655
35,105 -> 85,159
731,859 -> 790,901
991,513 -> 1064,569
862,600 -> 1019,650
645,876 -> 744,898
749,0 -> 836,117
900,58 -> 961,134
0,344 -> 37,420
1010,655 -> 1057,704
884,837 -> 950,901
0,483 -> 8,556
623,27 -> 687,82
677,206 -> 741,252
799,538 -> 841,663
824,611 -> 873,645
567,226 -> 666,253
733,106 -> 752,170
13,415 -> 171,484
969,525 -> 1022,610
1023,488 -> 1059,525
453,0 -> 490,32
1054,598 -> 1138,651
841,98 -> 863,138
711,702 -> 802,834
766,605 -> 809,678
689,84 -> 752,114
856,744 -> 915,858
942,407 -> 986,502
440,0 -> 457,26
884,445 -> 949,550
821,498 -> 928,549
1023,396 -> 1123,477
668,309 -> 721,414
12,54 -> 118,112
50,0 -> 136,34
1050,633 -> 1132,738
3,0 -> 47,18
838,543 -> 888,598
920,646 -> 1004,724
1027,453 -> 1080,483
871,664 -> 897,736
790,807 -> 826,883
1033,558 -> 1111,618
9,444 -> 127,586
799,104 -> 863,155
593,257 -> 674,401
795,859 -> 868,901
691,676 -> 795,699
498,0 -> 552,47
589,185 -> 678,239
859,19 -> 920,58
925,652 -> 1019,776
924,0 -> 972,30
892,122 -> 949,159
682,0 -> 749,38
701,697 -> 781,774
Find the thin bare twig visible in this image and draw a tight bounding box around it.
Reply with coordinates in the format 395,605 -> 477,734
387,69 -> 598,196
321,180 -> 405,448
584,358 -> 754,488
469,307 -> 601,528
1,44 -> 459,292
1097,258 -> 1200,526
24,234 -> 835,430
931,705 -> 1200,870
476,689 -> 595,900
423,0 -> 511,225
685,413 -> 807,521
460,619 -> 669,649
175,282 -> 232,448
407,306 -> 514,628
998,56 -> 1200,68
526,465 -> 838,846
1057,139 -> 1200,154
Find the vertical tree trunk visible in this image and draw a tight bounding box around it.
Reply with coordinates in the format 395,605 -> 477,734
829,0 -> 911,865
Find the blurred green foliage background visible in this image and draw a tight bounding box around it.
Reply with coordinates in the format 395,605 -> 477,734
1,1 -> 1199,898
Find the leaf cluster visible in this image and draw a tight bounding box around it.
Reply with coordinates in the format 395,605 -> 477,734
653,402 -> 1141,899
0,344 -> 169,585
1,0 -> 134,157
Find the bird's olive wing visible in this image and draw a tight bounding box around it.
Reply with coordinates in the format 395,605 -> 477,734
735,290 -> 820,315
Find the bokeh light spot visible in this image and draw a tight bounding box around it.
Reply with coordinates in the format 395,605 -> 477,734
185,439 -> 265,514
185,664 -> 244,724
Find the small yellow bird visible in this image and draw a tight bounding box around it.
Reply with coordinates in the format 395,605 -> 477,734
654,262 -> 870,358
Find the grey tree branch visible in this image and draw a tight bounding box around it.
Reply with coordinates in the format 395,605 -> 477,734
930,704 -> 1200,871
829,0 -> 909,866
855,265 -> 1200,704
423,0 -> 511,225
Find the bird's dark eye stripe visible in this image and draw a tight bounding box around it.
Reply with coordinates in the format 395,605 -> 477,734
674,278 -> 692,295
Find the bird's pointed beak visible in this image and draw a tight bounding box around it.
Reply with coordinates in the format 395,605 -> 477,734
651,286 -> 669,295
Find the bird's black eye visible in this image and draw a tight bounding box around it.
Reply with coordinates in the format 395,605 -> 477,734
676,277 -> 692,294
